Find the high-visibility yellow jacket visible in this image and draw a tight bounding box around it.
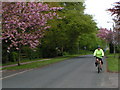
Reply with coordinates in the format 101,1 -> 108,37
93,49 -> 104,58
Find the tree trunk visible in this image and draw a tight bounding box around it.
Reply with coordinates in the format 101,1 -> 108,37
113,44 -> 116,58
61,47 -> 63,56
18,45 -> 21,66
109,43 -> 114,53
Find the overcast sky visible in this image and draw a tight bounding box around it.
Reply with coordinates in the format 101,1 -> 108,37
84,0 -> 118,30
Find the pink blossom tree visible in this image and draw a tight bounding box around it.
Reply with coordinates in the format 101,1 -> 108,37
97,28 -> 113,42
108,1 -> 120,56
97,28 -> 117,53
2,2 -> 63,65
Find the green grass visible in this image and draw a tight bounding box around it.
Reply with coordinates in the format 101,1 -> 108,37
2,58 -> 48,66
106,54 -> 119,72
2,55 -> 81,70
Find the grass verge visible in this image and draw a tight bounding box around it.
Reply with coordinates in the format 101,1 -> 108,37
2,58 -> 48,66
106,54 -> 119,72
2,55 -> 81,70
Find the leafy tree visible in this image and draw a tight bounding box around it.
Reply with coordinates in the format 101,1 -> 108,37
41,2 -> 100,56
2,2 -> 63,65
108,1 -> 120,23
61,3 -> 98,53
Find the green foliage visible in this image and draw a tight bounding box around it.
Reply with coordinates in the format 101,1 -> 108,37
21,46 -> 41,59
63,52 -> 70,56
10,52 -> 18,62
79,50 -> 92,55
38,2 -> 102,57
3,2 -> 105,64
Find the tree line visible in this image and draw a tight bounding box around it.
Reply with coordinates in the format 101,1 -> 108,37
2,2 -> 104,65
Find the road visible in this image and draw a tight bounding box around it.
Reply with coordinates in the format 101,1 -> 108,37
2,55 -> 118,88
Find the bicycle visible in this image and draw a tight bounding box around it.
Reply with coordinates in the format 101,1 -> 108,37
96,58 -> 102,73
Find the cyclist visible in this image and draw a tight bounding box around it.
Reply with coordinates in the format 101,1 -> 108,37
93,46 -> 104,70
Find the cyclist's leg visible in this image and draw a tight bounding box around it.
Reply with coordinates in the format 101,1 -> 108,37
99,60 -> 102,68
101,60 -> 103,65
95,58 -> 99,67
99,58 -> 103,69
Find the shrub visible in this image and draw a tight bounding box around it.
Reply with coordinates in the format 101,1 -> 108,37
10,52 -> 18,62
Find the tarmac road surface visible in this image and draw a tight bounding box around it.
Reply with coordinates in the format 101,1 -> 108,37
2,55 -> 118,88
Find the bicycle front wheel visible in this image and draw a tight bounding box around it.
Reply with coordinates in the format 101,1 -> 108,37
98,64 -> 100,73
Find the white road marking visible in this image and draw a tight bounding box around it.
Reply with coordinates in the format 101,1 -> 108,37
1,59 -> 52,80
0,69 -> 33,80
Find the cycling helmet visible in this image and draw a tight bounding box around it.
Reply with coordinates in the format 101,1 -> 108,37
97,45 -> 100,48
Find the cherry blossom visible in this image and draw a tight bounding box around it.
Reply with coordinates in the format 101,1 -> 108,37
2,2 -> 63,51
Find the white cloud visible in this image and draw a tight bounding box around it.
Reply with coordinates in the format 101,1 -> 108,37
84,0 -> 118,29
